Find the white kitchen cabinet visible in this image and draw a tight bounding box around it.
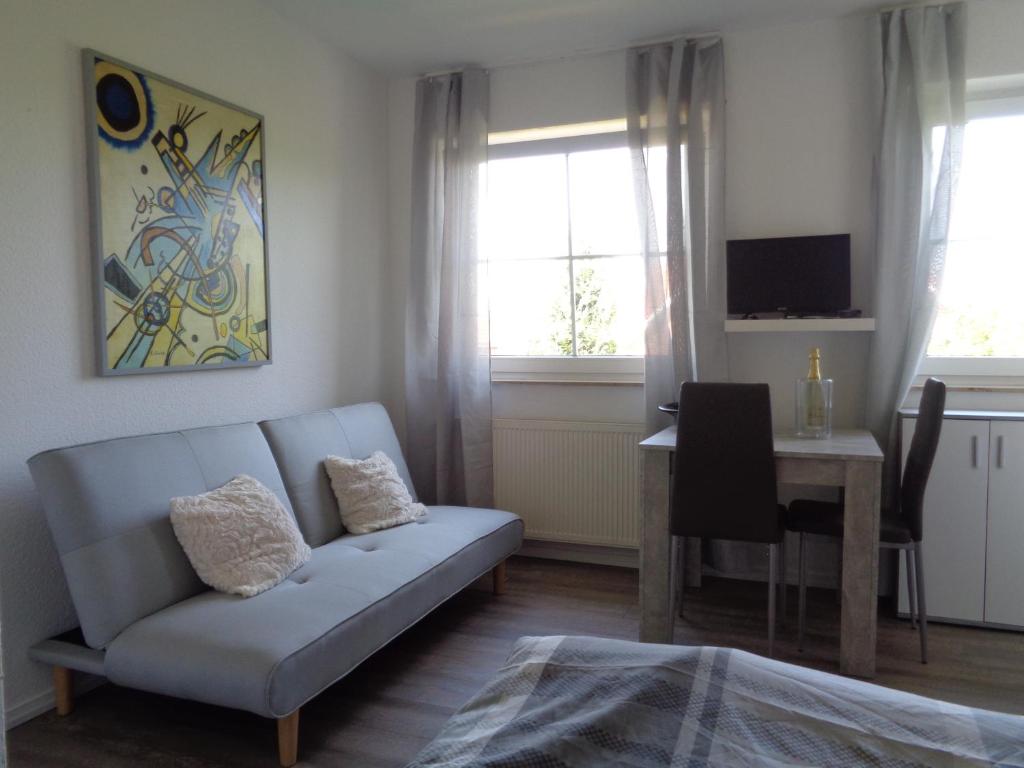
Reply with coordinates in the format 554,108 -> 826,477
899,412 -> 1024,629
898,417 -> 989,623
984,421 -> 1024,627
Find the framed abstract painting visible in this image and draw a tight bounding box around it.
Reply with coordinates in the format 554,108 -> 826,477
83,50 -> 272,375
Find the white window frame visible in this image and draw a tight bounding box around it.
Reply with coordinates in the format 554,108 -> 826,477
490,355 -> 644,384
486,124 -> 644,384
921,80 -> 1024,381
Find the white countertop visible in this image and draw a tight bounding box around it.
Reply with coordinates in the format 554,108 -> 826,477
899,408 -> 1024,421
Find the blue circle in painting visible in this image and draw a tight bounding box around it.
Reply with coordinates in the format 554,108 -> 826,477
95,62 -> 155,150
98,74 -> 139,130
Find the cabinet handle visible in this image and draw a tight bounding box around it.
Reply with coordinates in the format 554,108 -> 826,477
971,435 -> 978,468
997,435 -> 1004,469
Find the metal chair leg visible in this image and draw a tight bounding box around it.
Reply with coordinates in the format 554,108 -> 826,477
905,546 -> 918,630
836,541 -> 843,605
913,542 -> 928,664
798,533 -> 806,652
670,537 -> 678,620
768,543 -> 777,658
779,535 -> 787,626
676,537 -> 686,620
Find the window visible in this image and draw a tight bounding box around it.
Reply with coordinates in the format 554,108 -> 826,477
923,88 -> 1024,375
483,129 -> 645,364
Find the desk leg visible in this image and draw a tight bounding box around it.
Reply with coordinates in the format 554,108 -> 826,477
840,460 -> 881,677
640,450 -> 673,644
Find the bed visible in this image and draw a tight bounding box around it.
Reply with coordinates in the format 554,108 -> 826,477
408,635 -> 1024,767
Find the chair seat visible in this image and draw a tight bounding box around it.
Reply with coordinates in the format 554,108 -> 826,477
675,504 -> 788,543
786,499 -> 913,544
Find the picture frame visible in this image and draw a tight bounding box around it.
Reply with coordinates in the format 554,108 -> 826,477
83,49 -> 272,375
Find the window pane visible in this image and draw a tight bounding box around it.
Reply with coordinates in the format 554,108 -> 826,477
636,144 -> 679,254
928,112 -> 1024,358
948,115 -> 1024,242
572,257 -> 645,356
488,260 -> 571,355
569,148 -> 641,256
929,240 -> 1024,357
483,155 -> 568,261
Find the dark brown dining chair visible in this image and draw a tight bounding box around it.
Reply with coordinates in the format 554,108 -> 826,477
672,382 -> 787,657
786,377 -> 946,663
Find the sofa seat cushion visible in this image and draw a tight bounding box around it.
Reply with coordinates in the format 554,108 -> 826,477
104,506 -> 523,718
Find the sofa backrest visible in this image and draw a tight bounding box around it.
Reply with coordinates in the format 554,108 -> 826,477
259,402 -> 414,547
28,422 -> 294,649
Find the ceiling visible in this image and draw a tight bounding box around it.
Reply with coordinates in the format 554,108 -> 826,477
266,0 -> 888,75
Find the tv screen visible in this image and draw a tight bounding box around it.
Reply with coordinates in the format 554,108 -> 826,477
727,234 -> 851,315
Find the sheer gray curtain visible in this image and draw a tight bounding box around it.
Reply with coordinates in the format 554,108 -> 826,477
626,38 -> 728,437
866,4 -> 965,496
405,70 -> 493,508
628,38 -> 728,583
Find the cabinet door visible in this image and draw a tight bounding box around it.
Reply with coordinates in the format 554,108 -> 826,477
985,421 -> 1024,627
898,417 -> 989,622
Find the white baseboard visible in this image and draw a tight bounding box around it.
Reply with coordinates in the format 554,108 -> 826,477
5,676 -> 105,730
517,541 -> 847,590
519,539 -> 639,569
6,687 -> 55,729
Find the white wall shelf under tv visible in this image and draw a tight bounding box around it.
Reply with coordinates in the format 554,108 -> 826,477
725,318 -> 876,333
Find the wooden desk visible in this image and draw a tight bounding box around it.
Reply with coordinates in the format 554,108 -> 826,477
639,426 -> 884,678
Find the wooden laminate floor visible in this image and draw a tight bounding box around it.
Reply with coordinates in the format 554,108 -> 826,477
9,556 -> 1024,767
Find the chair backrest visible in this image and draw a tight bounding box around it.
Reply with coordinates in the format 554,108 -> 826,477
672,382 -> 782,544
901,377 -> 946,542
259,402 -> 414,547
27,422 -> 293,649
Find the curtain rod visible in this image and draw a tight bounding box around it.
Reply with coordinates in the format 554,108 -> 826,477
877,0 -> 959,12
419,0 -> 964,78
418,29 -> 721,79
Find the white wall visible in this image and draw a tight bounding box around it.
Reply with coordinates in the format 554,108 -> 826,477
0,0 -> 390,724
490,51 -> 627,132
723,14 -> 874,430
385,77 -> 417,440
966,0 -> 1024,80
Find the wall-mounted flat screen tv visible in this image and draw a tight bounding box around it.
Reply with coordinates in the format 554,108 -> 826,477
727,234 -> 851,315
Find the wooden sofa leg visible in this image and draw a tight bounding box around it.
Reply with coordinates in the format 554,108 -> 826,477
492,560 -> 507,595
53,666 -> 74,716
277,709 -> 300,767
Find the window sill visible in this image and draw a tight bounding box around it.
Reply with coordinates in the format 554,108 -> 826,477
918,357 -> 1024,379
490,356 -> 644,385
913,361 -> 1024,392
911,381 -> 1024,394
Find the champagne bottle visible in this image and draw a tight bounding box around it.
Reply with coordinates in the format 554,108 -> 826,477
796,347 -> 833,438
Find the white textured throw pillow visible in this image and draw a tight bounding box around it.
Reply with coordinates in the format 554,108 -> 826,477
169,475 -> 311,598
324,451 -> 427,534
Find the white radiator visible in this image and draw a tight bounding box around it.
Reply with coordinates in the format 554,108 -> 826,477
493,419 -> 646,548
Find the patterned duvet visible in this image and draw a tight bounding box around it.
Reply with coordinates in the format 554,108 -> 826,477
408,635 -> 1024,767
